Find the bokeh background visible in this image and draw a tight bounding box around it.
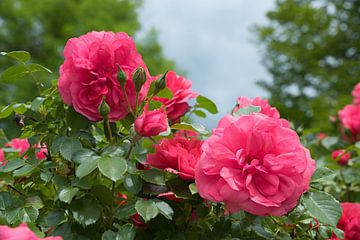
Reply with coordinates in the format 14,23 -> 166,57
1,0 -> 359,135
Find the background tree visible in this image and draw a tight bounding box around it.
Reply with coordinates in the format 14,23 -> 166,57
255,0 -> 360,131
0,0 -> 176,104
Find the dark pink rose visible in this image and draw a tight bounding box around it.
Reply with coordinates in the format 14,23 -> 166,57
58,31 -> 150,122
195,113 -> 315,216
147,135 -> 203,180
0,223 -> 62,240
134,106 -> 168,137
333,203 -> 360,240
0,149 -> 6,165
331,149 -> 351,166
233,97 -> 280,118
6,138 -> 30,156
34,143 -> 48,160
339,104 -> 360,140
352,82 -> 360,104
153,71 -> 197,122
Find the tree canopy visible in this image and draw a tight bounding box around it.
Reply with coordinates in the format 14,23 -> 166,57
255,0 -> 360,130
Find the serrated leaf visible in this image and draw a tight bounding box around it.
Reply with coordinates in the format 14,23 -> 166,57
124,175 -> 143,194
135,199 -> 159,222
233,105 -> 261,116
1,159 -> 26,172
58,187 -> 79,204
60,138 -> 82,161
25,196 -> 44,209
303,191 -> 341,227
50,136 -> 67,155
196,95 -> 218,114
21,207 -> 39,222
13,164 -> 35,177
71,197 -> 101,227
156,87 -> 173,99
1,51 -> 30,62
321,137 -> 338,149
141,169 -> 166,185
98,156 -> 127,182
193,109 -> 207,118
76,157 -> 98,179
115,203 -> 137,220
155,201 -> 174,220
117,223 -> 136,240
311,167 -> 334,183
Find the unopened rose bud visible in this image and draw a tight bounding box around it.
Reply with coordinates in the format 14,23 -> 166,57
98,97 -> 110,119
132,67 -> 147,92
154,72 -> 167,94
116,64 -> 127,88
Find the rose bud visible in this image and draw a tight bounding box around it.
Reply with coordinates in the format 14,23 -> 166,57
134,106 -> 168,137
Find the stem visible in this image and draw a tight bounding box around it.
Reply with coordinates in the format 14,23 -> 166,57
104,118 -> 113,143
340,169 -> 351,201
121,85 -> 135,117
8,185 -> 23,195
125,135 -> 141,160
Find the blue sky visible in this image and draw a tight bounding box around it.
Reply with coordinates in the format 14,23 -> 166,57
138,0 -> 275,127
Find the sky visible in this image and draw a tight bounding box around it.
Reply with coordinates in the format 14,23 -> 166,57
138,0 -> 275,127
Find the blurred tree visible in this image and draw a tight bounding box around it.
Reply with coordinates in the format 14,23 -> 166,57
255,0 -> 360,130
0,0 -> 176,104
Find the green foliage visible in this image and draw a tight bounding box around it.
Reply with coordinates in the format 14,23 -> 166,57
255,0 -> 360,130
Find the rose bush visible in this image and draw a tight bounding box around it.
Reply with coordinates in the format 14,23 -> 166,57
0,31 -> 355,239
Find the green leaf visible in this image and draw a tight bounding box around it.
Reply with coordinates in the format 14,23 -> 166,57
27,63 -> 52,73
1,159 -> 26,172
233,105 -> 261,116
13,103 -> 28,114
321,137 -> 338,150
91,185 -> 113,205
155,201 -> 174,220
117,223 -> 136,240
0,104 -> 15,119
148,100 -> 163,110
98,156 -> 127,182
72,149 -> 96,164
189,183 -> 198,195
102,231 -> 118,240
115,203 -> 137,220
156,87 -> 173,99
311,167 -> 334,183
303,191 -> 341,227
193,109 -> 207,118
44,210 -> 65,227
141,168 -> 166,185
25,196 -> 44,209
76,157 -> 98,179
71,196 -> 101,227
21,207 -> 39,222
124,175 -> 143,194
171,122 -> 209,135
196,95 -> 218,114
58,187 -> 79,204
31,97 -> 45,111
1,51 -> 30,62
50,136 -> 67,155
13,164 -> 35,177
66,107 -> 90,131
60,138 -> 82,161
135,199 -> 159,222
1,65 -> 28,82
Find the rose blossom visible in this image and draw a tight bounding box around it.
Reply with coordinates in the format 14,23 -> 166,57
34,143 -> 48,160
338,104 -> 360,140
146,135 -> 203,180
153,71 -> 197,122
0,149 -> 6,165
195,113 -> 315,216
6,138 -> 30,156
352,82 -> 360,104
0,223 -> 62,240
331,149 -> 351,166
233,97 -> 280,118
331,203 -> 360,240
58,31 -> 150,122
134,106 -> 169,137
317,133 -> 327,140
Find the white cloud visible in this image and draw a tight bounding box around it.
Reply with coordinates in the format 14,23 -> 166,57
138,0 -> 275,127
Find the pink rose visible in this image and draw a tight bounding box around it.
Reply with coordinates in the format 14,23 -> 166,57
331,203 -> 360,240
153,71 -> 197,122
58,31 -> 150,122
134,106 -> 168,137
331,149 -> 351,166
317,133 -> 327,140
339,104 -> 360,140
6,138 -> 30,156
233,97 -> 280,118
352,82 -> 360,104
146,135 -> 203,180
34,143 -> 48,160
0,149 -> 6,165
0,223 -> 62,240
195,113 -> 315,216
